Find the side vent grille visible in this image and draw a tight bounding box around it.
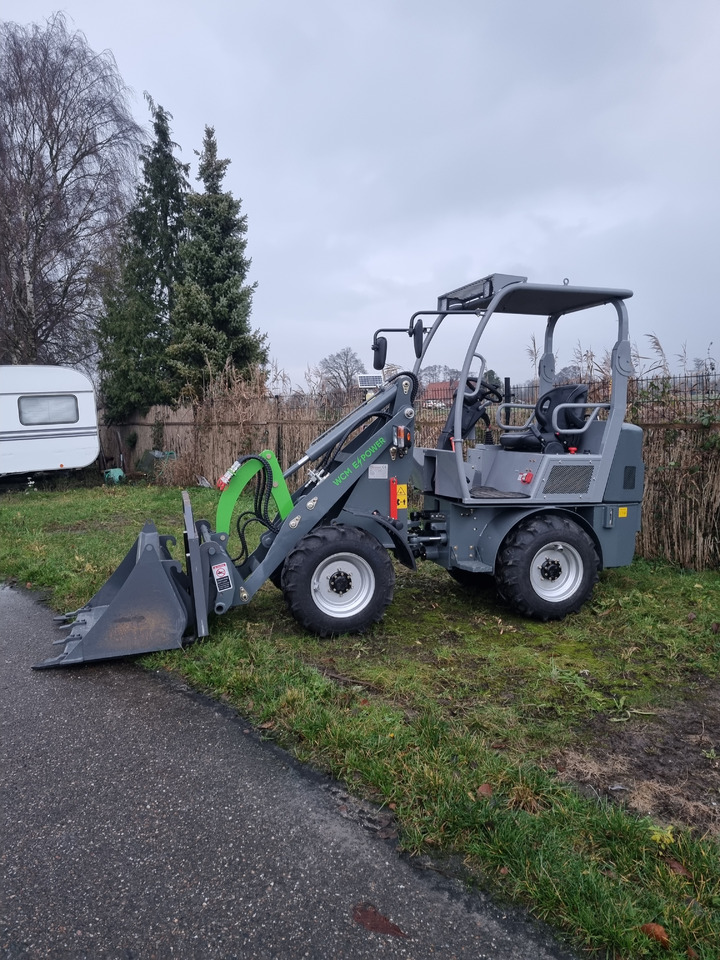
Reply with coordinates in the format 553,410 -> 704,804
543,464 -> 594,495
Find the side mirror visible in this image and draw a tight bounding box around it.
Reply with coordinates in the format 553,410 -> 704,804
412,319 -> 424,358
372,335 -> 387,371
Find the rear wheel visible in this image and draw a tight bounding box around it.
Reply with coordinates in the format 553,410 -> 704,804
282,525 -> 395,636
495,514 -> 598,620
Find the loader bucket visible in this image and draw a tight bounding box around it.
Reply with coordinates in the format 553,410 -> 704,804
33,523 -> 194,669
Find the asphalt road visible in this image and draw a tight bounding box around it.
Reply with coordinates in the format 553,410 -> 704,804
0,584 -> 578,960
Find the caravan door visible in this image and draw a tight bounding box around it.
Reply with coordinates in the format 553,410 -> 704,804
0,366 -> 100,475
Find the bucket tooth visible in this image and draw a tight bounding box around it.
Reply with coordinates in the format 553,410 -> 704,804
34,523 -> 194,670
53,610 -> 80,623
33,638 -> 87,669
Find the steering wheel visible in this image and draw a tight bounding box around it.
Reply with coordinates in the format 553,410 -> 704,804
463,377 -> 503,405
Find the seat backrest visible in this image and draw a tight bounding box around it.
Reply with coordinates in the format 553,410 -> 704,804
535,384 -> 589,437
498,383 -> 589,453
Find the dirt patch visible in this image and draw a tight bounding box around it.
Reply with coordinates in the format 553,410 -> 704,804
554,681 -> 720,834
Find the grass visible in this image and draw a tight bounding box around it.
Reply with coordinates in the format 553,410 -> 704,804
1,481 -> 719,958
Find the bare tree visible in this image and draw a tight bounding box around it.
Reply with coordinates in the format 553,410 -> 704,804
316,346 -> 367,400
0,14 -> 143,367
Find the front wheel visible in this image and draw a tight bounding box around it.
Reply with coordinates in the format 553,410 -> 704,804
281,525 -> 395,636
495,515 -> 599,621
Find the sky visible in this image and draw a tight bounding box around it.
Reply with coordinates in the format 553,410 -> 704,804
2,0 -> 719,388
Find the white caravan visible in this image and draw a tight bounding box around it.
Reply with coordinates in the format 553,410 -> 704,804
0,365 -> 99,476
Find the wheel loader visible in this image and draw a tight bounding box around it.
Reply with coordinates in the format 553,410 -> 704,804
35,273 -> 644,669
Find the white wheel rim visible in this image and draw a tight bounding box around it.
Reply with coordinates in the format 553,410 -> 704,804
311,551 -> 376,618
529,540 -> 584,603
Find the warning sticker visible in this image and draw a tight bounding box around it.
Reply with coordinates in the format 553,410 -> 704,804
212,561 -> 232,592
396,484 -> 408,510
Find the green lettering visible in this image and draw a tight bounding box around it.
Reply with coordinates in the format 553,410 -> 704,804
342,437 -> 387,481
333,466 -> 353,486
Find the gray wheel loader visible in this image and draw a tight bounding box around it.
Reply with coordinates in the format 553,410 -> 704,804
35,273 -> 643,669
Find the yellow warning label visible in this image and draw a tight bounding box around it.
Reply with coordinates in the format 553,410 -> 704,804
397,484 -> 408,510
618,506 -> 628,518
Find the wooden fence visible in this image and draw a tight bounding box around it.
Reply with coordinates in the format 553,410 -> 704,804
101,375 -> 720,570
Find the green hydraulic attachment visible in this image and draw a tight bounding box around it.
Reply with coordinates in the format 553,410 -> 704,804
215,449 -> 294,536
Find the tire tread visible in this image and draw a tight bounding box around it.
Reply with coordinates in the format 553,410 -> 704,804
495,514 -> 598,621
282,525 -> 394,636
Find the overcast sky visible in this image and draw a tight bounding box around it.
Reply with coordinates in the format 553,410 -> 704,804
3,0 -> 719,386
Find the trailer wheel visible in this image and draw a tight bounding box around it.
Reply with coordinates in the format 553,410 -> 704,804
495,515 -> 598,621
281,525 -> 395,636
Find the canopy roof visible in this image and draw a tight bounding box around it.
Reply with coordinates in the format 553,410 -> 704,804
437,274 -> 633,317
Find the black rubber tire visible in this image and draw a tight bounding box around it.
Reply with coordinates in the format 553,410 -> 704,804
494,514 -> 599,621
268,563 -> 284,590
281,525 -> 395,637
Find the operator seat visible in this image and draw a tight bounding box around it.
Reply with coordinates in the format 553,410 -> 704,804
499,383 -> 589,454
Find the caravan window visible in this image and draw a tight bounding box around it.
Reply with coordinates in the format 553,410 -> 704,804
18,394 -> 79,425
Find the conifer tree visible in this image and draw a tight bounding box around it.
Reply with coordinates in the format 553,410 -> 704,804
168,126 -> 267,398
98,97 -> 189,421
